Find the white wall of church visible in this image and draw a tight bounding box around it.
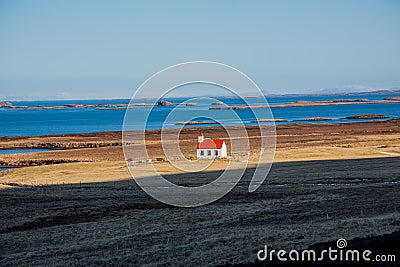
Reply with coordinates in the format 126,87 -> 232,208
197,144 -> 227,159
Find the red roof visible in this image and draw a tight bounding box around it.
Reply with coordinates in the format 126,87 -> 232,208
196,139 -> 225,149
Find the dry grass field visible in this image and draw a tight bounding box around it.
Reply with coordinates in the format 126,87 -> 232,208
0,119 -> 399,266
0,158 -> 399,266
0,119 -> 399,186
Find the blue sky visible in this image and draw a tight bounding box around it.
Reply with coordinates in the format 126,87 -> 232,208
0,0 -> 399,99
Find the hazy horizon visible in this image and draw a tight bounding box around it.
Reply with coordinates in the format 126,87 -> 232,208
2,86 -> 399,102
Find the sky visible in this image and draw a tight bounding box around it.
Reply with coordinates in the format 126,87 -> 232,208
0,0 -> 399,100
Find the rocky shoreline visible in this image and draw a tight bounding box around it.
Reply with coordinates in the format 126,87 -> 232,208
0,159 -> 89,168
0,118 -> 398,169
0,141 -> 122,150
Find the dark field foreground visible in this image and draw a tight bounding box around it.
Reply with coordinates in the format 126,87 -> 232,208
1,157 -> 399,266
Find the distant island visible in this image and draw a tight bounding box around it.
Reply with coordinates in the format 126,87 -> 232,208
210,98 -> 400,110
252,118 -> 287,122
343,114 -> 389,120
0,101 -> 153,110
296,117 -> 332,121
1,90 -> 400,111
176,121 -> 219,125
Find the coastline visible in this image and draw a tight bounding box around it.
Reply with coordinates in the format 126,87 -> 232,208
0,117 -> 399,266
2,93 -> 400,137
1,119 -> 399,185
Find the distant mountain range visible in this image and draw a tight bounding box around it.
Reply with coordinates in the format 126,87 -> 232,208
263,87 -> 400,98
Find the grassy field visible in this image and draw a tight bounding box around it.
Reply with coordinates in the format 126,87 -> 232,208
0,120 -> 399,266
0,157 -> 399,266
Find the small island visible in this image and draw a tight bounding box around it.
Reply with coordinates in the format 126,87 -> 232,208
185,102 -> 198,106
0,101 -> 13,108
297,117 -> 332,121
344,114 -> 389,120
156,100 -> 174,106
252,118 -> 287,122
176,121 -> 219,125
384,96 -> 400,101
209,98 -> 400,110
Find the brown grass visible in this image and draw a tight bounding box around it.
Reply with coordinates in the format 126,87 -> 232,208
0,119 -> 399,186
0,157 -> 399,266
0,120 -> 399,266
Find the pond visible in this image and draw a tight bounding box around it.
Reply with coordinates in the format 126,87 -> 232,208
0,149 -> 53,155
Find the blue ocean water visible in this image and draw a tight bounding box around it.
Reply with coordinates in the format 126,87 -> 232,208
0,94 -> 399,137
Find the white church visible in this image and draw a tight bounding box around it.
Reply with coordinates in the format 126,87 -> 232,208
196,132 -> 227,159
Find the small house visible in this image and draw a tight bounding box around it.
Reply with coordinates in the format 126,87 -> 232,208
196,132 -> 227,159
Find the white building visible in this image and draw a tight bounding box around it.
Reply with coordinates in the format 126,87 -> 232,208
196,132 -> 227,159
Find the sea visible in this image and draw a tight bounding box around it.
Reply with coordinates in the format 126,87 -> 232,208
1,93 -> 399,137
